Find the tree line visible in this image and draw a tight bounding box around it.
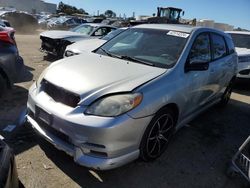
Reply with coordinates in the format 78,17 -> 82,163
57,1 -> 117,18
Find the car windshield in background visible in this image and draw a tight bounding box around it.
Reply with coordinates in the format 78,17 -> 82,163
96,28 -> 188,68
102,28 -> 125,41
71,24 -> 94,35
230,34 -> 250,49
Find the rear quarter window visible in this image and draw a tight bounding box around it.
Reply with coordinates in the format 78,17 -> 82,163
225,36 -> 235,54
211,33 -> 227,60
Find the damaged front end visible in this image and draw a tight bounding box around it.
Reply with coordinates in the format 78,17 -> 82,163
40,36 -> 72,58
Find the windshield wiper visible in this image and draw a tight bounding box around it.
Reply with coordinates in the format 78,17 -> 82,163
120,55 -> 155,66
99,48 -> 154,66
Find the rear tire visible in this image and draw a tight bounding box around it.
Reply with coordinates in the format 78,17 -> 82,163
0,74 -> 7,97
140,108 -> 176,161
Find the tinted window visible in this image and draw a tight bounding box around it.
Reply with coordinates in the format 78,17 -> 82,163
94,27 -> 111,36
71,24 -> 94,35
211,34 -> 227,60
189,33 -> 211,63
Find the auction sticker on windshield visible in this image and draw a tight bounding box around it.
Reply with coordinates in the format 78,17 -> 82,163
167,31 -> 189,38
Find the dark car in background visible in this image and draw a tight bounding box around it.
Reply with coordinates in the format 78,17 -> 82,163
0,138 -> 19,188
0,26 -> 24,96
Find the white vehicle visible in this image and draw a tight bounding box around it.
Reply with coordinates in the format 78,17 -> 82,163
227,31 -> 250,79
64,28 -> 127,57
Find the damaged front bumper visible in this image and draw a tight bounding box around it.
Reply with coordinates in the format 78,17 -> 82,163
26,83 -> 152,170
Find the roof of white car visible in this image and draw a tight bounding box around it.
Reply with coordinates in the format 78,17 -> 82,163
83,23 -> 115,28
225,31 -> 250,35
134,24 -> 196,33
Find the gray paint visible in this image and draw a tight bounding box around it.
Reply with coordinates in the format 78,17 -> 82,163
27,25 -> 238,170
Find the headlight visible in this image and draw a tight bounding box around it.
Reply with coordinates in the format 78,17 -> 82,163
64,50 -> 79,57
85,93 -> 143,117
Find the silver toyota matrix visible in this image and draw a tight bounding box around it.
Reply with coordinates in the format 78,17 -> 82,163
27,24 -> 238,170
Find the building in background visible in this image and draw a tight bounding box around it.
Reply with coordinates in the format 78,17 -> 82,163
0,0 -> 56,14
196,19 -> 234,31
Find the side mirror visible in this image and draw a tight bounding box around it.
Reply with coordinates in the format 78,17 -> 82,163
185,60 -> 209,72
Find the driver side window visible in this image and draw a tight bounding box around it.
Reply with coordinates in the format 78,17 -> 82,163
189,33 -> 211,64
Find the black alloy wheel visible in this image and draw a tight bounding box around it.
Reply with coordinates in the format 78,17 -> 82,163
140,108 -> 176,161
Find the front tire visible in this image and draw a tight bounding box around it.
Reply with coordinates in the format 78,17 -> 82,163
140,108 -> 176,161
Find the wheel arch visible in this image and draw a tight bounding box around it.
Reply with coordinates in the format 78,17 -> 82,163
0,66 -> 11,88
157,103 -> 179,125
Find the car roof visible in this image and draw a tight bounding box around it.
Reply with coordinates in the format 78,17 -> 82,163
83,23 -> 116,28
133,24 -> 230,35
133,24 -> 196,33
225,31 -> 250,35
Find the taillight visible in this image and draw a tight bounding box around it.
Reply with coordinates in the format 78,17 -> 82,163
0,31 -> 16,45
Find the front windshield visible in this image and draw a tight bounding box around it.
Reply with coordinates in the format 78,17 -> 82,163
230,33 -> 250,49
71,24 -> 95,35
102,29 -> 125,41
96,28 -> 188,68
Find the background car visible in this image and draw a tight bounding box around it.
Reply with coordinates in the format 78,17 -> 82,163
227,31 -> 250,79
0,26 -> 24,96
27,24 -> 237,170
64,27 -> 127,57
0,137 -> 19,188
47,17 -> 87,30
40,23 -> 117,58
0,19 -> 10,27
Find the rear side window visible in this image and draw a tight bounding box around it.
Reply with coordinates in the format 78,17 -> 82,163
226,37 -> 235,54
211,34 -> 227,60
189,33 -> 211,63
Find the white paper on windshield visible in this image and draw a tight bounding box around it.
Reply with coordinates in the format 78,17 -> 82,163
0,135 -> 4,140
167,31 -> 189,38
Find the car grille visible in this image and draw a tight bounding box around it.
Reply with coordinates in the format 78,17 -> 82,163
42,79 -> 80,108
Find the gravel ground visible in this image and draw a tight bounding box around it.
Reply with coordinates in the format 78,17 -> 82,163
0,34 -> 250,188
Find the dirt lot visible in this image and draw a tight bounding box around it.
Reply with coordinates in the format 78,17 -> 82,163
0,34 -> 250,188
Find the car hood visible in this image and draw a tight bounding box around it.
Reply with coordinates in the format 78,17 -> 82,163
43,52 -> 166,105
66,38 -> 106,53
40,30 -> 88,39
235,47 -> 250,56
